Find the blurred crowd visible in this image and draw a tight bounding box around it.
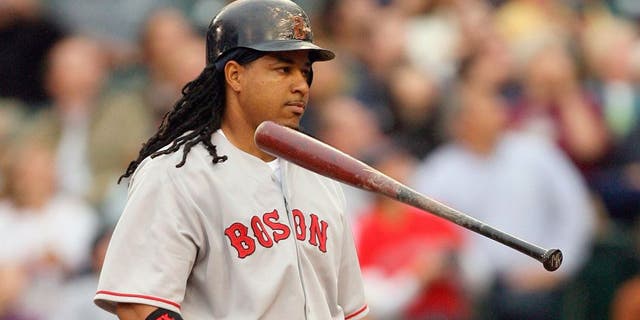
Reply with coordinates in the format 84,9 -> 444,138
1,0 -> 640,319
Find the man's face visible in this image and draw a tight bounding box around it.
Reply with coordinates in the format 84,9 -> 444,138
235,50 -> 311,130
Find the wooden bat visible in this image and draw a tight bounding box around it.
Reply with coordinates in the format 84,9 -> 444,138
254,121 -> 563,271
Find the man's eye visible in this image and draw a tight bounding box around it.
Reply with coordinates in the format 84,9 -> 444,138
278,67 -> 290,73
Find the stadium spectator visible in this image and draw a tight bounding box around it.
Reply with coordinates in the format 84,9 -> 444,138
0,132 -> 98,319
413,61 -> 596,318
356,145 -> 468,319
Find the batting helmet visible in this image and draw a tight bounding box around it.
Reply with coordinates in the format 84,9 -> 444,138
206,0 -> 335,66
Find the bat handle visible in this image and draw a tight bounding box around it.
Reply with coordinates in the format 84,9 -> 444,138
542,249 -> 563,271
481,223 -> 564,272
397,187 -> 564,272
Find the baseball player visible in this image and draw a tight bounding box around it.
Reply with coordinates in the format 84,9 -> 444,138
94,1 -> 369,319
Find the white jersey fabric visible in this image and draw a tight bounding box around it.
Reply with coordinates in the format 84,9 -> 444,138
95,130 -> 369,320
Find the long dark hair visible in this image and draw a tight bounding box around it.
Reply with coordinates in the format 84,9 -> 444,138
119,49 -> 264,182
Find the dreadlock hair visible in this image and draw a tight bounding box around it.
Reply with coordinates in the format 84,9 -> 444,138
119,48 -> 266,183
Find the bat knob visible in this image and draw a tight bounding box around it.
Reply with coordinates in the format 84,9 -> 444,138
542,249 -> 563,271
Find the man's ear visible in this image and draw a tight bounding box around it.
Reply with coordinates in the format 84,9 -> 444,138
224,60 -> 242,92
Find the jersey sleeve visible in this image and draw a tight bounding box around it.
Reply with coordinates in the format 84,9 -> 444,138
94,159 -> 204,314
336,188 -> 369,320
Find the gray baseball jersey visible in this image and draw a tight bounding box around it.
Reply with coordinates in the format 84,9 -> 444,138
94,130 -> 369,320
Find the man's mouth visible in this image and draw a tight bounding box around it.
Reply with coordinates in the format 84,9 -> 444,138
285,101 -> 306,114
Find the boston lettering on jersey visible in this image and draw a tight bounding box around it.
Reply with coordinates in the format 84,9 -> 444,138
224,209 -> 329,258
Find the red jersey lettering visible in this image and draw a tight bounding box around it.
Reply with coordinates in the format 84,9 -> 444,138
308,213 -> 329,253
263,210 -> 291,243
251,216 -> 274,248
224,222 -> 256,258
292,209 -> 307,240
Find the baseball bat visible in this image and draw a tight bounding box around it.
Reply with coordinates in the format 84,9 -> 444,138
254,121 -> 563,271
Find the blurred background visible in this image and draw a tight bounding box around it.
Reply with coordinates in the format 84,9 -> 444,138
1,0 -> 640,319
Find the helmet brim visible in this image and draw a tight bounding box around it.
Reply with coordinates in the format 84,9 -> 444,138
246,40 -> 335,62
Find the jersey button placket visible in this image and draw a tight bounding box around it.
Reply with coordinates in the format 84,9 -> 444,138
280,163 -> 309,320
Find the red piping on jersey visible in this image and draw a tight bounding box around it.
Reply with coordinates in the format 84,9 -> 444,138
345,304 -> 368,319
96,290 -> 181,309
